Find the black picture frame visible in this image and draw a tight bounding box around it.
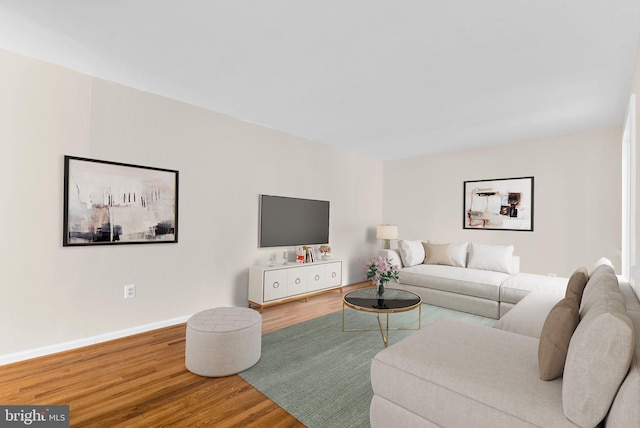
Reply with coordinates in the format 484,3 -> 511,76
463,176 -> 534,231
63,155 -> 179,246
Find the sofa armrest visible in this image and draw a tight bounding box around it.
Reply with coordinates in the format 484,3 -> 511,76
379,249 -> 403,268
494,291 -> 562,338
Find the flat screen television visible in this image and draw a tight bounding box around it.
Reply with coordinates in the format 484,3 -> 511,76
259,195 -> 330,248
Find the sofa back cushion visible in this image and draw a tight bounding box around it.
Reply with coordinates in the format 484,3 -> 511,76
580,264 -> 622,318
605,309 -> 640,427
380,249 -> 403,268
538,297 -> 580,380
449,242 -> 469,267
398,240 -> 425,267
562,266 -> 635,427
467,243 -> 515,274
589,256 -> 614,276
564,267 -> 589,304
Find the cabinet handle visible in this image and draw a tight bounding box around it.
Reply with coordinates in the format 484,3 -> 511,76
295,278 -> 301,284
273,281 -> 280,288
314,275 -> 320,281
331,272 -> 337,278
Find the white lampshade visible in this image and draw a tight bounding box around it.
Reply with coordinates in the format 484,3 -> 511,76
377,225 -> 398,249
376,225 -> 398,240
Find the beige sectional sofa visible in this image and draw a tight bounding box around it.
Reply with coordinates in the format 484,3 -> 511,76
381,240 -> 568,319
370,263 -> 639,427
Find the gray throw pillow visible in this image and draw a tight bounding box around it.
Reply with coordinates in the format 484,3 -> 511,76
564,267 -> 589,304
538,297 -> 580,381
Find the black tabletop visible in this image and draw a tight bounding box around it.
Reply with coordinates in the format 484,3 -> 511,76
344,288 -> 421,311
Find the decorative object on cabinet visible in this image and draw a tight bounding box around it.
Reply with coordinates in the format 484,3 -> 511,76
319,244 -> 332,259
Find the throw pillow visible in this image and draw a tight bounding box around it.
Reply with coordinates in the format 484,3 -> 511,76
449,242 -> 469,267
430,241 -> 468,267
397,240 -> 426,267
423,243 -> 454,266
467,243 -> 514,274
564,267 -> 589,304
538,297 -> 580,381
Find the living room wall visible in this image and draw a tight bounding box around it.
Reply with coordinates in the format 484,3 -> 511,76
0,49 -> 383,361
629,39 -> 640,272
383,127 -> 621,277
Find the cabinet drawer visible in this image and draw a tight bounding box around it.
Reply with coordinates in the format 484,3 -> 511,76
263,270 -> 288,302
287,267 -> 308,296
326,262 -> 342,287
307,265 -> 326,292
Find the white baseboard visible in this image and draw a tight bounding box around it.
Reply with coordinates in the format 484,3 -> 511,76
0,314 -> 192,366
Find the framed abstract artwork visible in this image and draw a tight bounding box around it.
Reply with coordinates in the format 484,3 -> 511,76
463,176 -> 534,231
63,156 -> 179,246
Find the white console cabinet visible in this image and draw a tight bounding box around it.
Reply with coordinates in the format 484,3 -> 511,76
248,260 -> 343,312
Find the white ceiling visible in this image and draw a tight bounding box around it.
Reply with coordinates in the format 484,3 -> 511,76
1,1 -> 640,160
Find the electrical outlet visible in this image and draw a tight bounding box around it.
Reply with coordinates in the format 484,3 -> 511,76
124,284 -> 136,299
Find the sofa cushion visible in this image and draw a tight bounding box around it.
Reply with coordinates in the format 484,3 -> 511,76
500,273 -> 567,305
589,256 -> 614,276
468,243 -> 515,274
422,243 -> 454,266
605,310 -> 640,428
538,297 -> 580,381
371,318 -> 577,427
398,240 -> 425,267
579,264 -> 622,318
495,292 -> 562,338
563,270 -> 634,427
370,395 -> 443,428
399,264 -> 509,300
564,267 -> 588,304
403,286 -> 500,319
619,281 -> 640,313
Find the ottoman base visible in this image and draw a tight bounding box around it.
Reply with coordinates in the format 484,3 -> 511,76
185,307 -> 262,377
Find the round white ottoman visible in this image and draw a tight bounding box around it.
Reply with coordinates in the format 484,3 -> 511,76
185,307 -> 262,377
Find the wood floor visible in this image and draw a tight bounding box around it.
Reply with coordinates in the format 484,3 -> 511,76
0,282 -> 369,427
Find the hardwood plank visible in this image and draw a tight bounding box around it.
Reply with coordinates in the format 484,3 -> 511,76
0,282 -> 369,427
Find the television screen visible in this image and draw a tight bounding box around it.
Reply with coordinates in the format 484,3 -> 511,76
259,195 -> 330,248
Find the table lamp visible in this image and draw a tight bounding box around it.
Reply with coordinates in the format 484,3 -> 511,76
376,225 -> 398,249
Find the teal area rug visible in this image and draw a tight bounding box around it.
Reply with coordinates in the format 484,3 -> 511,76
239,304 -> 494,428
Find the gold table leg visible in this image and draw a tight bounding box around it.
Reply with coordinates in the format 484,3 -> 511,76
343,303 -> 422,348
376,313 -> 390,347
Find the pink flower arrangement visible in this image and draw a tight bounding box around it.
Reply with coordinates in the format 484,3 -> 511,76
364,256 -> 400,286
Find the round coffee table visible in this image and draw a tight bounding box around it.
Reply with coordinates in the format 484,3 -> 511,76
342,287 -> 422,347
